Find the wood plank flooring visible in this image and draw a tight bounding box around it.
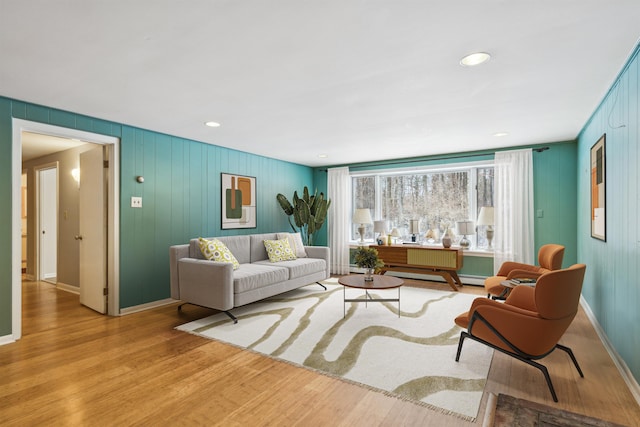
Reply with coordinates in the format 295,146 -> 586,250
1,278 -> 639,426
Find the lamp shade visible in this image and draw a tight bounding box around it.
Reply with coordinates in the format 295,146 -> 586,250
477,207 -> 494,226
409,219 -> 420,234
456,220 -> 475,235
373,220 -> 387,234
352,208 -> 373,225
390,228 -> 401,237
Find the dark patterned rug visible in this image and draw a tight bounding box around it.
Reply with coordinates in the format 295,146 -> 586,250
491,393 -> 628,427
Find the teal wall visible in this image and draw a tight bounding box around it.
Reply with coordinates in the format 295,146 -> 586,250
315,144 -> 579,276
0,99 -> 12,337
0,96 -> 314,335
577,43 -> 640,381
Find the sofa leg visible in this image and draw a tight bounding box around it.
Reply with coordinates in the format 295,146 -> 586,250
316,282 -> 327,290
224,311 -> 238,324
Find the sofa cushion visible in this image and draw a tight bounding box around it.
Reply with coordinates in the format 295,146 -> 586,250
249,233 -> 278,262
277,232 -> 307,258
215,235 -> 251,264
233,263 -> 289,294
254,257 -> 326,280
198,237 -> 240,270
264,238 -> 297,262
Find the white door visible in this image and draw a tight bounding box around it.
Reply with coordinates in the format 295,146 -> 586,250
38,167 -> 57,282
79,146 -> 107,313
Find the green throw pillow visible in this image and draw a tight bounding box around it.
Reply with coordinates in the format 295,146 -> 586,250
198,237 -> 240,270
263,238 -> 297,262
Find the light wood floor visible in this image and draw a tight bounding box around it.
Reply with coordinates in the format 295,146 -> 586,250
1,279 -> 639,426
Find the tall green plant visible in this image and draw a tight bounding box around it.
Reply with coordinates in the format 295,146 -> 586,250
276,187 -> 331,245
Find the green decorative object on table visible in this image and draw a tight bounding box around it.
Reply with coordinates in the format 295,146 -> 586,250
354,246 -> 384,281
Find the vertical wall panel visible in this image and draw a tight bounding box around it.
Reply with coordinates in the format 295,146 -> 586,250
577,43 -> 640,382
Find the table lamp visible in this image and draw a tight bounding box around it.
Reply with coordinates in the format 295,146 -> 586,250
409,219 -> 420,242
390,227 -> 401,244
373,220 -> 388,243
477,207 -> 494,249
353,208 -> 373,244
456,220 -> 475,249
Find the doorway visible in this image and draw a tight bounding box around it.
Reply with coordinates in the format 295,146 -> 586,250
11,119 -> 121,341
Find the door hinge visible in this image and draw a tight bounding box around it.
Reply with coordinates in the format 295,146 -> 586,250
103,160 -> 109,168
103,288 -> 109,296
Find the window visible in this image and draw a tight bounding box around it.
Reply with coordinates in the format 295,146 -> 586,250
351,162 -> 494,247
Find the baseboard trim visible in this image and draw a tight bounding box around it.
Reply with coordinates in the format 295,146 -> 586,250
0,334 -> 17,346
580,295 -> 640,405
120,298 -> 177,315
56,282 -> 79,295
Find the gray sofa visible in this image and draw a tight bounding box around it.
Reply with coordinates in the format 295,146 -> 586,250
169,233 -> 330,322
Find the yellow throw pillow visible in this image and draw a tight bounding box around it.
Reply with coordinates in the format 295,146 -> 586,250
198,237 -> 240,270
263,238 -> 297,262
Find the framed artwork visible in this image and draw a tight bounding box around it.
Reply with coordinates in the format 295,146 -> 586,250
590,134 -> 606,241
221,173 -> 256,229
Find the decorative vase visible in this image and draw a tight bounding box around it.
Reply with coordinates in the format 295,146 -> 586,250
364,268 -> 375,281
442,229 -> 452,248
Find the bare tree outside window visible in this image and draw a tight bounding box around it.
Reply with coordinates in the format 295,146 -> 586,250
352,165 -> 494,246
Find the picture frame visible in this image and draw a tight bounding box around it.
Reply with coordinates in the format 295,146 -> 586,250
221,173 -> 256,229
590,134 -> 606,241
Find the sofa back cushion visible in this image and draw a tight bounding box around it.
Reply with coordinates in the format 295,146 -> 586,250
250,233 -> 278,262
190,235 -> 251,264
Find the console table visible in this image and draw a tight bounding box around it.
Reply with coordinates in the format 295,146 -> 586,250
369,244 -> 464,291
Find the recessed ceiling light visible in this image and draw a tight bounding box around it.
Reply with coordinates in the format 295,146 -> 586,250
204,121 -> 221,128
493,132 -> 509,137
460,52 -> 491,67
318,154 -> 328,158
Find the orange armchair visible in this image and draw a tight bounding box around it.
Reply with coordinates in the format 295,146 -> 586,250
484,243 -> 565,299
455,264 -> 586,402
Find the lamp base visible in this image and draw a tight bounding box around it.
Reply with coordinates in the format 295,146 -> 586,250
459,236 -> 470,249
486,227 -> 494,249
358,225 -> 365,244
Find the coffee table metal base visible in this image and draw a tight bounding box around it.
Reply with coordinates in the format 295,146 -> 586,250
343,287 -> 401,318
338,274 -> 404,318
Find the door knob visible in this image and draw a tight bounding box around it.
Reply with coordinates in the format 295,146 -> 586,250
74,235 -> 83,241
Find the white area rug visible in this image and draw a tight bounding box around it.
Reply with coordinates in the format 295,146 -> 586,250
176,278 -> 493,420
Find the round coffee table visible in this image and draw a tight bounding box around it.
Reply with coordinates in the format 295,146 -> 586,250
338,274 -> 404,317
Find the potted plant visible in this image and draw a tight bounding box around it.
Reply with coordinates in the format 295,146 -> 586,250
276,187 -> 331,246
354,246 -> 384,281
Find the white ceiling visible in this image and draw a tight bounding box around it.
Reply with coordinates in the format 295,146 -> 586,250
21,132 -> 87,162
2,1 -> 640,167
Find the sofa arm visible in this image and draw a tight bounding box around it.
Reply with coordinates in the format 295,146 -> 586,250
170,244 -> 190,300
177,258 -> 235,311
305,246 -> 330,280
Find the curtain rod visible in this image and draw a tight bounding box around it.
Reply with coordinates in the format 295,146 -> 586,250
317,146 -> 549,172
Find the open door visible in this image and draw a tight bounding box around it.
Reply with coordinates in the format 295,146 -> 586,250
78,146 -> 107,313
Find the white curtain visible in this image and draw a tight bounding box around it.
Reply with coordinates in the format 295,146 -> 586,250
493,149 -> 535,273
327,166 -> 351,274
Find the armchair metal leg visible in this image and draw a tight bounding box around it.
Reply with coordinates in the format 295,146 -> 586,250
316,282 -> 327,290
556,343 -> 584,377
455,331 -> 469,362
455,329 -> 563,402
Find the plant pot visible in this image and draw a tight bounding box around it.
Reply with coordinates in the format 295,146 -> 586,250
364,268 -> 375,281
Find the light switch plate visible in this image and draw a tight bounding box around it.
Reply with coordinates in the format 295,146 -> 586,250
536,209 -> 543,218
131,196 -> 142,208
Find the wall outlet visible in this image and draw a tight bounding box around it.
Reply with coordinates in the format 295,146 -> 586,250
536,209 -> 544,218
131,196 -> 142,208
